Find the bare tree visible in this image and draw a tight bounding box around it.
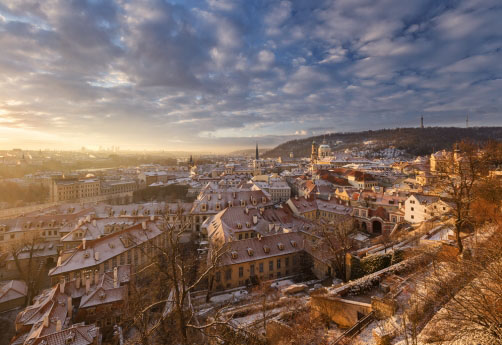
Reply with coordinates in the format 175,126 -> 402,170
316,217 -> 355,281
6,229 -> 45,304
122,207 -> 230,345
252,279 -> 280,337
434,141 -> 490,253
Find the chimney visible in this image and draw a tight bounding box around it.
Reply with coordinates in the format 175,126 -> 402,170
43,315 -> 49,328
150,215 -> 154,221
94,251 -> 100,261
57,256 -> 62,266
252,215 -> 258,225
85,277 -> 90,294
275,224 -> 280,232
268,223 -> 274,232
59,281 -> 65,294
245,207 -> 249,215
259,207 -> 264,215
94,270 -> 99,285
76,277 -> 81,289
82,238 -> 86,250
113,267 -> 119,288
67,296 -> 72,318
56,319 -> 62,332
92,219 -> 96,226
142,221 -> 146,230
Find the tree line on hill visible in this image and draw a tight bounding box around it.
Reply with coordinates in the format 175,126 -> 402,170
263,127 -> 502,159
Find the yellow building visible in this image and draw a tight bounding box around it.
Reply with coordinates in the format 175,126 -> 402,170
211,232 -> 304,290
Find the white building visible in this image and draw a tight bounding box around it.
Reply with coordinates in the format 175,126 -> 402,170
405,194 -> 451,223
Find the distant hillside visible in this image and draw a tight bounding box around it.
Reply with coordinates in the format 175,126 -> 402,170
263,127 -> 502,159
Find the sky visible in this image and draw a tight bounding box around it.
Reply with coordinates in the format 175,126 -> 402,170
0,0 -> 501,152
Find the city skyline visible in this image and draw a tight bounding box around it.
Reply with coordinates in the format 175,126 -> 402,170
0,0 -> 501,152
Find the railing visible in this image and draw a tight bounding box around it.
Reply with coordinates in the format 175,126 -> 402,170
330,311 -> 375,345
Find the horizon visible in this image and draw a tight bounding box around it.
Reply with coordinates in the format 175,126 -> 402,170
1,1 -> 501,151
1,125 -> 500,154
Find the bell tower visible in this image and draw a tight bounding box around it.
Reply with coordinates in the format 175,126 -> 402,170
311,140 -> 318,163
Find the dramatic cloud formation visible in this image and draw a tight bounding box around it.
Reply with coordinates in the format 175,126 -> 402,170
0,0 -> 501,151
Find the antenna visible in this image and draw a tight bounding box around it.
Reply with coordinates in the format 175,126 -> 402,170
466,114 -> 469,128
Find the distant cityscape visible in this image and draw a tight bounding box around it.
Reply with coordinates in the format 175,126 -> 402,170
0,131 -> 501,345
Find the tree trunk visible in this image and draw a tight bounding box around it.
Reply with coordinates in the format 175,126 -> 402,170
455,221 -> 464,253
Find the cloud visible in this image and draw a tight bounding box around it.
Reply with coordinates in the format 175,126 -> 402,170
0,0 -> 500,151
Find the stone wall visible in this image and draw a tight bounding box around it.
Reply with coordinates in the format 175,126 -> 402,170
311,295 -> 372,328
371,296 -> 397,319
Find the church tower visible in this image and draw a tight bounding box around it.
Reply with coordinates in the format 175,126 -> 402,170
311,140 -> 318,163
420,116 -> 424,129
253,142 -> 261,176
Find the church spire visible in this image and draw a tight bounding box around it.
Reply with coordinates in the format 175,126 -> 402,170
255,142 -> 259,160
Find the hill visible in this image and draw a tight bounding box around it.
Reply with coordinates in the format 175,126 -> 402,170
263,127 -> 502,159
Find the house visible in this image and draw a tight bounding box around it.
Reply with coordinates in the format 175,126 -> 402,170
49,220 -> 165,285
0,280 -> 27,313
404,194 -> 451,223
211,232 -> 305,290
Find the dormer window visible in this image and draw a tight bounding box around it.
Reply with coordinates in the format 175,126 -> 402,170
277,243 -> 284,250
241,200 -> 246,207
231,251 -> 238,259
246,222 -> 251,228
290,240 -> 297,248
237,223 -> 242,229
263,245 -> 270,253
247,248 -> 254,256
201,204 -> 207,212
262,197 -> 267,203
215,203 -> 221,211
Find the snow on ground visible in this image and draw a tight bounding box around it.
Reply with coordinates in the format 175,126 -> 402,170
271,279 -> 294,289
209,289 -> 248,304
231,307 -> 284,328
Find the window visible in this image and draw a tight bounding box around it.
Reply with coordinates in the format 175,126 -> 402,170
411,207 -> 414,211
239,266 -> 244,278
215,271 -> 221,282
269,261 -> 274,271
285,257 -> 289,267
239,234 -> 242,240
259,263 -> 264,273
277,259 -> 281,269
225,269 -> 232,280
411,215 -> 414,219
250,264 -> 255,276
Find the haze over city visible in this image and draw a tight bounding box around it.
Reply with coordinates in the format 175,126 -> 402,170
0,0 -> 501,152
